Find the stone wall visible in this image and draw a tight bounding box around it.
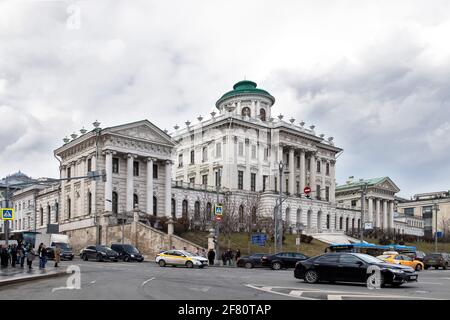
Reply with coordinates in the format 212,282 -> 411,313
64,226 -> 97,253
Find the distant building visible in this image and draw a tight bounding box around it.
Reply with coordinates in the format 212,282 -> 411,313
397,191 -> 450,239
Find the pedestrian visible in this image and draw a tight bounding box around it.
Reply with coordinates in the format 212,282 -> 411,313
221,251 -> 227,266
18,244 -> 25,268
39,244 -> 47,269
27,246 -> 36,270
235,249 -> 241,262
226,248 -> 233,266
0,245 -> 9,268
54,244 -> 61,267
207,249 -> 215,266
10,244 -> 17,267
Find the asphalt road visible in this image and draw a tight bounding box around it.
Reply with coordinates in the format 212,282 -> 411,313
1,258 -> 450,300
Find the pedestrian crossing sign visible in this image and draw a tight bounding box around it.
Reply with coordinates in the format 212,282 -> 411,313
214,205 -> 223,216
1,208 -> 14,220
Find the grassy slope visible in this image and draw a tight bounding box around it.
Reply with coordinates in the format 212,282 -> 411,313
179,231 -> 450,256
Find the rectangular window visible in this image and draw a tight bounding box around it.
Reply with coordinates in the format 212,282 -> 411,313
251,173 -> 256,191
202,147 -> 208,162
316,160 -> 321,173
178,154 -> 183,167
87,158 -> 92,172
296,181 -> 300,194
113,158 -> 119,173
216,142 -> 222,158
133,161 -> 139,176
215,170 -> 221,187
264,147 -> 268,160
67,167 -> 71,180
190,150 -> 195,164
202,174 -> 208,186
189,177 -> 195,184
316,184 -> 321,200
404,208 -> 415,216
153,164 -> 158,179
238,171 -> 244,190
351,200 -> 357,207
296,156 -> 300,169
286,179 -> 289,194
274,177 -> 278,192
251,145 -> 256,159
263,175 -> 268,191
326,163 -> 330,175
326,186 -> 330,201
239,142 -> 244,156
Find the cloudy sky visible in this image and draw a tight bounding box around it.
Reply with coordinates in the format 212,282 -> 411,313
1,0 -> 449,197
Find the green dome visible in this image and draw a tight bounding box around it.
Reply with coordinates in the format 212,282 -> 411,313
215,80 -> 275,108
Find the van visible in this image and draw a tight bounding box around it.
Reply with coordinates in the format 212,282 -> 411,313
110,243 -> 144,262
36,233 -> 74,260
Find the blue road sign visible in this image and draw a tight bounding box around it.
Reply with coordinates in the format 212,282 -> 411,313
436,231 -> 444,238
214,205 -> 223,215
251,234 -> 267,246
1,208 -> 14,220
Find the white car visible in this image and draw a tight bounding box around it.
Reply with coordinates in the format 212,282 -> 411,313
155,250 -> 208,268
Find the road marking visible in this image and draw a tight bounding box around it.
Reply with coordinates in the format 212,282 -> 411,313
328,295 -> 343,300
141,277 -> 155,286
288,290 -> 304,297
418,282 -> 442,285
245,284 -> 317,300
90,281 -> 96,284
188,286 -> 211,293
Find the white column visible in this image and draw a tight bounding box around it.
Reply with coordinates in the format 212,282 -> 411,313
165,160 -> 172,217
244,139 -> 250,190
126,154 -> 134,212
91,155 -> 97,215
320,159 -> 326,200
375,198 -> 381,228
389,200 -> 395,231
288,147 -> 295,194
329,160 -> 336,203
80,158 -> 86,216
383,200 -> 388,230
70,162 -> 75,218
368,197 -> 373,223
299,149 -> 306,194
104,151 -> 113,212
60,165 -> 66,221
309,154 -> 316,197
146,158 -> 154,215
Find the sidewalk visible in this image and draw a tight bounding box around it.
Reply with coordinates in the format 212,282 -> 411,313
0,265 -> 67,287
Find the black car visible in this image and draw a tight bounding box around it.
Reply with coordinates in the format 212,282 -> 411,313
295,252 -> 418,287
423,253 -> 450,270
111,243 -> 144,262
80,245 -> 119,262
405,250 -> 426,262
46,242 -> 74,261
237,253 -> 265,269
261,252 -> 309,270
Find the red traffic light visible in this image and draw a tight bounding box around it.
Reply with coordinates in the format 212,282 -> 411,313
304,186 -> 311,194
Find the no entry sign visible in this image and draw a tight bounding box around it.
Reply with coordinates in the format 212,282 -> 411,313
303,186 -> 311,194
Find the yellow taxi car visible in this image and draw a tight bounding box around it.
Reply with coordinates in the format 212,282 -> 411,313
376,253 -> 424,271
155,249 -> 208,268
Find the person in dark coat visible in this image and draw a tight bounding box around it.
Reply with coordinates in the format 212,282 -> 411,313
1,245 -> 9,267
39,245 -> 47,269
221,251 -> 227,265
226,249 -> 233,266
10,244 -> 17,267
235,249 -> 241,262
207,249 -> 215,266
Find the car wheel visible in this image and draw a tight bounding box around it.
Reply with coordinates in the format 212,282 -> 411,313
186,261 -> 194,268
124,256 -> 130,262
443,263 -> 448,270
96,254 -> 102,262
304,270 -> 319,284
415,264 -> 423,271
82,254 -> 88,261
158,259 -> 166,267
424,265 -> 430,270
271,262 -> 282,270
244,262 -> 253,269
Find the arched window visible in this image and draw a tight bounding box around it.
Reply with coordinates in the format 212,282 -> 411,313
307,210 -> 312,228
239,205 -> 244,223
55,203 -> 59,223
182,200 -> 188,219
357,219 -> 361,232
339,216 -> 343,230
259,108 -> 266,121
171,198 -> 176,218
194,201 -> 200,220
352,218 -> 355,231
326,214 -> 330,229
317,211 -> 322,230
206,202 -> 212,220
285,207 -> 290,225
47,205 -> 51,224
88,192 -> 92,214
153,196 -> 157,216
133,194 -> 139,209
40,207 -> 44,226
251,206 -> 257,224
241,107 -> 251,117
112,192 -> 118,214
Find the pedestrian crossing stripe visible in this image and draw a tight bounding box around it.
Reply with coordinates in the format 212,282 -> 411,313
214,205 -> 223,215
1,208 -> 14,220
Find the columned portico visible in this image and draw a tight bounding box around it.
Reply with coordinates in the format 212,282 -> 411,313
320,159 -> 326,200
389,200 -> 394,230
288,147 -> 295,194
375,198 -> 381,228
104,150 -> 113,212
367,197 -> 373,223
126,154 -> 135,212
146,158 -> 154,215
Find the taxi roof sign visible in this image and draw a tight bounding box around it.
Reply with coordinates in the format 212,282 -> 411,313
1,208 -> 14,220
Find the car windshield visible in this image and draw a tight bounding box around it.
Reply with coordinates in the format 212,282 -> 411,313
122,245 -> 139,254
353,253 -> 385,264
54,243 -> 72,250
179,250 -> 195,257
97,246 -> 113,253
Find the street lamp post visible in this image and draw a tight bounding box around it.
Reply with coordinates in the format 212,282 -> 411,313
214,168 -> 222,265
277,161 -> 284,252
359,183 -> 368,243
433,202 -> 440,253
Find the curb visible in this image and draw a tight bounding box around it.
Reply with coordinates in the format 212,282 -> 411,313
0,270 -> 67,287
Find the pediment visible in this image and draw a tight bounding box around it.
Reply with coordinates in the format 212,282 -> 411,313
374,177 -> 400,193
106,120 -> 174,146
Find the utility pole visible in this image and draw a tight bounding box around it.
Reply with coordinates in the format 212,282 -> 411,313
433,202 -> 440,253
360,183 -> 368,243
3,175 -> 10,245
214,168 -> 221,265
277,161 -> 284,252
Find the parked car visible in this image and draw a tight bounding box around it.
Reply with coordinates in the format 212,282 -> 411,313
110,243 -> 144,262
237,253 -> 265,269
261,252 -> 309,270
156,250 -> 208,268
423,253 -> 450,270
80,245 -> 119,262
376,254 -> 424,271
46,242 -> 74,261
411,251 -> 426,262
294,252 -> 418,287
